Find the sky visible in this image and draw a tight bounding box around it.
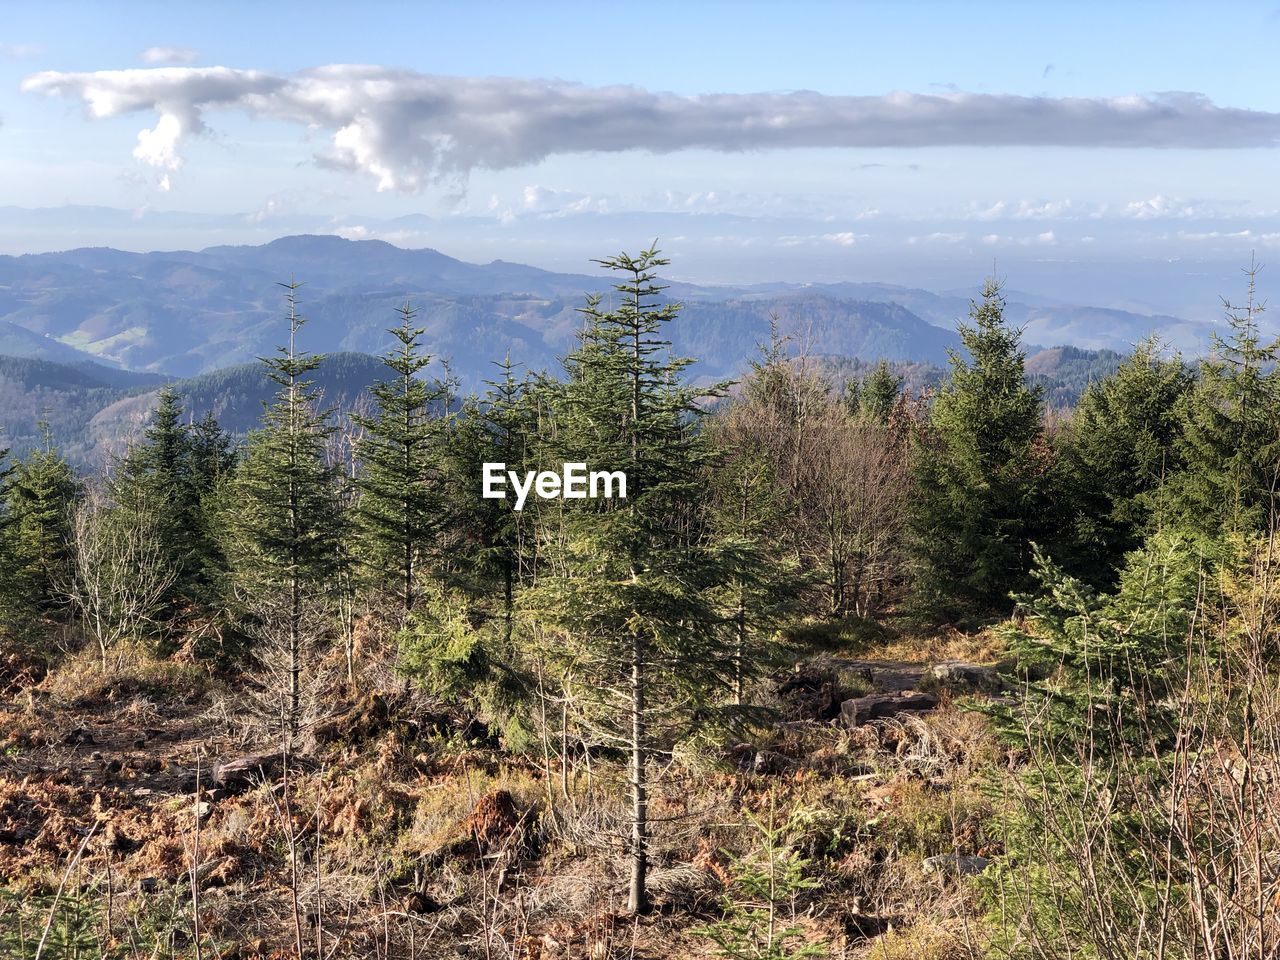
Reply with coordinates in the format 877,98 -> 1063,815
2,0 -> 1279,306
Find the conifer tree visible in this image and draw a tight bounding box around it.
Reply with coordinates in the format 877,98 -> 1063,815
910,279 -> 1049,615
228,281 -> 340,736
1169,264 -> 1280,540
1056,339 -> 1191,583
109,387 -> 200,616
534,245 -> 731,914
190,410 -> 236,490
858,360 -> 903,423
0,443 -> 20,622
705,406 -> 804,705
468,356 -> 537,643
8,425 -> 79,616
354,303 -> 440,612
397,357 -> 539,737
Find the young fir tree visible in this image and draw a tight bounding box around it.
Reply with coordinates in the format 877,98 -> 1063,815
190,410 -> 236,490
354,303 -> 440,613
8,425 -> 79,616
910,279 -> 1049,616
228,281 -> 341,737
705,406 -> 805,706
0,443 -> 20,622
1169,264 -> 1280,541
534,245 -> 732,914
858,360 -> 903,424
1055,339 -> 1191,584
397,357 -> 540,739
109,387 -> 207,618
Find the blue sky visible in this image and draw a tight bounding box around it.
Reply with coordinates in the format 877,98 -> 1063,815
2,0 -> 1279,296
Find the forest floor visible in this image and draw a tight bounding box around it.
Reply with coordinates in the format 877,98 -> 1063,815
0,618 -> 1015,959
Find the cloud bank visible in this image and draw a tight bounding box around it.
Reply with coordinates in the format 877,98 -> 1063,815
22,65 -> 1280,192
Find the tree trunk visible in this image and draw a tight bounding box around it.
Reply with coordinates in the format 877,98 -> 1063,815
289,574 -> 300,738
628,632 -> 648,915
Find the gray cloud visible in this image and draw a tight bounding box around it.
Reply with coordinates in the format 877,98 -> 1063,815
22,65 -> 1280,193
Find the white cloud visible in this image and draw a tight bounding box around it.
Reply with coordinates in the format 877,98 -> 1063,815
1175,228 -> 1280,245
1120,194 -> 1205,219
22,65 -> 1280,193
907,231 -> 967,245
776,231 -> 867,248
139,46 -> 199,64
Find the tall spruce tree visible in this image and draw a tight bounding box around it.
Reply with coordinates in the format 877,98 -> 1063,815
354,303 -> 440,612
910,279 -> 1049,616
1169,264 -> 1280,540
228,281 -> 341,736
534,245 -> 731,914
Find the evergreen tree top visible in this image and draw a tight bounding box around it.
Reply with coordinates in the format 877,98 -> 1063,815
261,280 -> 325,387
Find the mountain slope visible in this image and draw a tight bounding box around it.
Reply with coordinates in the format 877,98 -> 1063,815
0,236 -> 1191,383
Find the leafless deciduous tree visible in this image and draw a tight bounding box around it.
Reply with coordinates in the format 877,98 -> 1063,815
719,326 -> 917,617
64,491 -> 177,668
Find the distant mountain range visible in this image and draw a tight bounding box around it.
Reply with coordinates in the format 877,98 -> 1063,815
0,345 -> 1124,468
0,235 -> 1216,388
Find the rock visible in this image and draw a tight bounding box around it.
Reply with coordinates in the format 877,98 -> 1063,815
922,853 -> 990,877
927,661 -> 999,692
840,690 -> 939,727
212,751 -> 284,796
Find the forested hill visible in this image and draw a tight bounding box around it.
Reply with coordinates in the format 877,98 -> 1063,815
0,344 -> 1128,466
0,352 -> 386,464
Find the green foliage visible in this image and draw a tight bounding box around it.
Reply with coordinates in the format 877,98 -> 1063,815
226,282 -> 341,594
223,281 -> 344,736
530,244 -> 736,912
705,399 -> 808,704
7,428 -> 79,616
856,359 -> 903,424
0,889 -> 102,959
533,244 -> 734,709
1169,265 -> 1280,539
1054,339 -> 1191,586
354,303 -> 444,611
694,800 -> 828,959
991,532 -> 1203,753
909,279 -> 1049,617
108,386 -> 233,621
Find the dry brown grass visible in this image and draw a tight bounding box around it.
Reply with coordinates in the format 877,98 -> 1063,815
867,624 -> 1008,665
